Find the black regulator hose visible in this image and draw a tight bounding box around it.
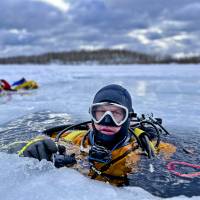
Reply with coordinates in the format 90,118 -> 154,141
149,117 -> 170,135
43,125 -> 73,136
140,120 -> 161,148
128,127 -> 142,147
55,121 -> 91,142
128,127 -> 155,158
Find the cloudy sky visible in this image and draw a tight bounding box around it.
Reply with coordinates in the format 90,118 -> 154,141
0,0 -> 200,57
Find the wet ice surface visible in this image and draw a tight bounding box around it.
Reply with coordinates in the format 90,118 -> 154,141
0,152 -> 199,200
0,64 -> 200,199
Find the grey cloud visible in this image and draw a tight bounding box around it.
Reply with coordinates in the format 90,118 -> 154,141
0,0 -> 200,57
146,32 -> 163,41
0,29 -> 37,46
0,0 -> 67,31
173,3 -> 200,21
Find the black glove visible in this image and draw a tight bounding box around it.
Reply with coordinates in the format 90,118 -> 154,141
54,153 -> 77,168
22,139 -> 58,161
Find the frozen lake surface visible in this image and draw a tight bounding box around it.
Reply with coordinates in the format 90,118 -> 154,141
0,64 -> 200,199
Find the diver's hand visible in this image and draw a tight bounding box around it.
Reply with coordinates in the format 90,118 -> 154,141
54,153 -> 77,168
21,139 -> 58,161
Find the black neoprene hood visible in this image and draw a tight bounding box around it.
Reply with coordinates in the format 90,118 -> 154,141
91,84 -> 133,148
93,84 -> 133,112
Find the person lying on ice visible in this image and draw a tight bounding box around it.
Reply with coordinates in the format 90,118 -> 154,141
0,78 -> 38,91
10,84 -> 176,185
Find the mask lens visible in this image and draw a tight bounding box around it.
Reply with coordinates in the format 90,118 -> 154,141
112,108 -> 126,123
92,105 -> 106,121
91,103 -> 128,125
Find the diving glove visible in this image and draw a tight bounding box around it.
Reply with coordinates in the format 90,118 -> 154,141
19,138 -> 58,161
54,145 -> 77,168
54,153 -> 77,168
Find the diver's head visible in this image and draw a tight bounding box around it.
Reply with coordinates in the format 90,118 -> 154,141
89,84 -> 133,148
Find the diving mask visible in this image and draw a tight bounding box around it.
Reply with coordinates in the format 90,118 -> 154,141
89,102 -> 129,126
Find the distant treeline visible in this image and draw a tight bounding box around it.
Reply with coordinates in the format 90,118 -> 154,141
0,49 -> 200,64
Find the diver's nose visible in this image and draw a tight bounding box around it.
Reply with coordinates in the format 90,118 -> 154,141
100,114 -> 116,126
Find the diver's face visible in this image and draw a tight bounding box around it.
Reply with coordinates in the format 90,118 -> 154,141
91,103 -> 127,135
94,123 -> 121,135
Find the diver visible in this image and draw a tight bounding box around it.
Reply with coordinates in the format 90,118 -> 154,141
8,84 -> 176,185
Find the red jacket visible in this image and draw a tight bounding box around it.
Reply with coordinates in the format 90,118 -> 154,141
0,79 -> 11,90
